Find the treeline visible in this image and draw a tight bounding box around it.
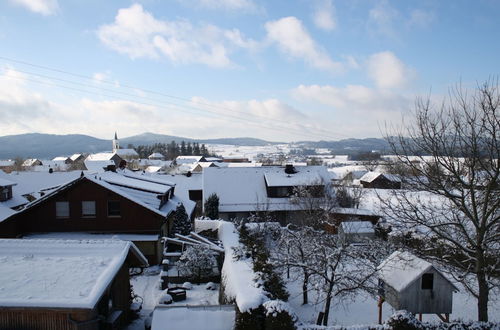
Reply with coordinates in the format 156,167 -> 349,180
134,141 -> 211,159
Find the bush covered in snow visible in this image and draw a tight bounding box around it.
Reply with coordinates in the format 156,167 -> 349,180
157,292 -> 173,305
239,220 -> 289,301
176,245 -> 217,281
182,282 -> 193,290
384,310 -> 421,330
263,300 -> 297,330
204,193 -> 219,219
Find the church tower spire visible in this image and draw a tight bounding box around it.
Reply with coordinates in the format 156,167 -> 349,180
112,132 -> 119,153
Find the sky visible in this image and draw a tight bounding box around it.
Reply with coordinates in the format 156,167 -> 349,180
0,0 -> 499,142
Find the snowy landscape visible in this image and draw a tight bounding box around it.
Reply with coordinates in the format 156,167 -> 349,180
1,0 -> 500,329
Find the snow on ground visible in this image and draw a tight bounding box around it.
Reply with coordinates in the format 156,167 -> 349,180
286,270 -> 500,327
126,266 -> 221,330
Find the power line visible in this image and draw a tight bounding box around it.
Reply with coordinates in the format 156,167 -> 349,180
0,55 -> 349,140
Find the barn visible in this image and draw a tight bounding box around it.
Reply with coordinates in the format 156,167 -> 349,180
377,251 -> 458,321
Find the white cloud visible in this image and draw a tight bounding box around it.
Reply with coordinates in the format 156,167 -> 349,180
9,0 -> 58,16
367,0 -> 399,38
265,16 -> 342,72
367,51 -> 414,89
292,83 -> 414,137
97,4 -> 256,68
313,0 -> 336,31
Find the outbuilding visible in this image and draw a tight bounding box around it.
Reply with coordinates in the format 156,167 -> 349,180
377,251 -> 458,322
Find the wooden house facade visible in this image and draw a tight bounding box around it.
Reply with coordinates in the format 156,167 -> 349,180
0,172 -> 195,263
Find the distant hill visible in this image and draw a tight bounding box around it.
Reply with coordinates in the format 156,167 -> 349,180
0,132 -> 390,159
0,133 -> 110,159
0,132 -> 277,159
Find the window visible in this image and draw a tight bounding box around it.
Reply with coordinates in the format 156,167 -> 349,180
107,201 -> 121,217
82,201 -> 96,218
421,273 -> 434,290
56,201 -> 69,218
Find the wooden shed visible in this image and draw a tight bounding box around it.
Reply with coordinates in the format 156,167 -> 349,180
377,251 -> 458,322
0,239 -> 148,330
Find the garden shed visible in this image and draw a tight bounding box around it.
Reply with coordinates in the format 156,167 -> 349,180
377,251 -> 458,322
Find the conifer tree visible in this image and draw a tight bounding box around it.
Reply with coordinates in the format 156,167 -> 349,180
171,204 -> 191,236
204,193 -> 219,219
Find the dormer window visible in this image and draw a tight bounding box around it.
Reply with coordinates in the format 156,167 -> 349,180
0,186 -> 12,202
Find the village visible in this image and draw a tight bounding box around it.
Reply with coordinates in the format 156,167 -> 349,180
0,131 -> 498,330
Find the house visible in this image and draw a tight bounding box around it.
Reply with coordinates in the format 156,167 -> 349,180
85,152 -> 123,167
70,153 -> 85,163
338,220 -> 375,242
0,239 -> 147,330
148,152 -> 165,160
175,155 -> 207,165
202,165 -> 331,224
0,171 -> 195,263
53,156 -> 72,164
115,148 -> 139,160
22,158 -> 43,167
0,160 -> 15,172
377,251 -> 459,321
359,172 -> 401,189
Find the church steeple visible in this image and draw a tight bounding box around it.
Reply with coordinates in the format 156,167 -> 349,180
112,132 -> 119,152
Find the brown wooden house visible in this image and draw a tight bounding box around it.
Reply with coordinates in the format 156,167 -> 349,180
0,172 -> 195,264
359,172 -> 401,189
0,239 -> 148,330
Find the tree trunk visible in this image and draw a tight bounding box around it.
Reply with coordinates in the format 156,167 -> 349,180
322,282 -> 334,326
477,270 -> 489,322
302,272 -> 309,305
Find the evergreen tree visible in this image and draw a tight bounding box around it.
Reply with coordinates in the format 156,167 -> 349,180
187,142 -> 193,155
171,204 -> 191,236
193,142 -> 200,155
180,141 -> 187,155
204,193 -> 219,219
200,144 -> 209,156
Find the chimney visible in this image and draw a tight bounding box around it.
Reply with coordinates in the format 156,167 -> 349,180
285,164 -> 296,174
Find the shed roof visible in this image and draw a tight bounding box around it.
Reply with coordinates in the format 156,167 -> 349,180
0,239 -> 147,309
377,251 -> 458,292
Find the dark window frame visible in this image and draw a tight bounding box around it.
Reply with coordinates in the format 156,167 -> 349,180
107,200 -> 121,217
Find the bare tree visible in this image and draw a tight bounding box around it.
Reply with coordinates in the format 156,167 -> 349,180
382,80 -> 500,321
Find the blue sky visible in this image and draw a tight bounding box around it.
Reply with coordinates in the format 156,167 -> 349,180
0,0 -> 499,142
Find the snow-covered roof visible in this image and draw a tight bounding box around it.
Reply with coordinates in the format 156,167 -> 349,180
52,156 -> 69,161
86,152 -> 117,161
23,232 -> 159,241
0,177 -> 16,187
378,251 -> 457,292
332,207 -> 378,217
340,221 -> 374,234
0,239 -> 147,309
84,159 -> 115,172
360,172 -> 400,183
148,152 -> 164,159
70,153 -> 83,161
0,160 -> 15,167
176,155 -> 205,164
152,305 -> 235,330
264,168 -> 324,187
145,166 -> 162,173
115,148 -> 139,157
203,166 -> 330,213
22,159 -> 41,167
